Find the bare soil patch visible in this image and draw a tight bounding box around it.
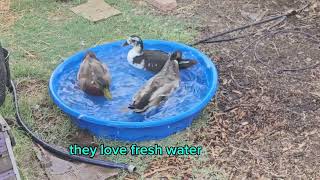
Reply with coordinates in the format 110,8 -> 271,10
0,0 -> 10,12
142,0 -> 320,179
0,0 -> 19,33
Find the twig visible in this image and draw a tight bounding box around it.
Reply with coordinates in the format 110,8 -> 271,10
277,62 -> 320,73
230,71 -> 246,89
230,34 -> 267,60
254,34 -> 274,70
271,40 -> 280,57
264,16 -> 287,31
190,2 -> 311,46
222,105 -> 240,113
227,16 -> 287,60
38,40 -> 50,46
20,47 -> 36,58
253,29 -> 320,73
203,32 -> 257,43
191,15 -> 284,46
228,144 -> 257,157
203,16 -> 287,44
265,169 -> 287,179
143,166 -> 178,178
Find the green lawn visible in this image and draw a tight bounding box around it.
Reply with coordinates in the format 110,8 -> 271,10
0,0 -> 223,179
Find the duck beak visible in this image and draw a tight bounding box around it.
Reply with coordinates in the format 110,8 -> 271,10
128,104 -> 134,109
104,89 -> 112,100
122,41 -> 129,47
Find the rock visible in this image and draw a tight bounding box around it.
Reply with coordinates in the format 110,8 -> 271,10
33,145 -> 119,180
147,0 -> 177,11
70,0 -> 121,22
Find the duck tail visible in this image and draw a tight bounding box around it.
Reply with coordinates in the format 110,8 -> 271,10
170,51 -> 197,69
178,58 -> 197,70
179,58 -> 197,66
170,51 -> 182,61
128,104 -> 135,109
128,102 -> 146,113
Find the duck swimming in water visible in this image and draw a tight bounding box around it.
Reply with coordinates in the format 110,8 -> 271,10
122,35 -> 197,73
128,51 -> 181,113
77,51 -> 112,100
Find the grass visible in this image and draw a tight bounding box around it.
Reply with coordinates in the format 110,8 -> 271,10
0,0 -> 223,179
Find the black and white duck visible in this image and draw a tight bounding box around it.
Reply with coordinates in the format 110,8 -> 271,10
122,35 -> 197,73
77,51 -> 112,100
128,51 -> 181,113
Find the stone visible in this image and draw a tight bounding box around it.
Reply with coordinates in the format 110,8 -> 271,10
70,0 -> 121,22
33,145 -> 119,180
147,0 -> 177,11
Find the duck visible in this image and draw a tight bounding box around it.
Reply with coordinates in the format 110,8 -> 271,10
122,35 -> 197,73
128,51 -> 181,113
77,51 -> 112,100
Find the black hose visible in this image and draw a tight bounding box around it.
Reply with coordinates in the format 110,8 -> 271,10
10,80 -> 136,172
0,46 -> 7,106
3,48 -> 12,91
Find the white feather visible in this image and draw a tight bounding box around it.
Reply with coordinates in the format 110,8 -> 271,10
127,48 -> 144,69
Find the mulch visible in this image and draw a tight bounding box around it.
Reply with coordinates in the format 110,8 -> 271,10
140,0 -> 320,179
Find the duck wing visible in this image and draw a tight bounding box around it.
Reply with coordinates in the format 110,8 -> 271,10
77,60 -> 91,80
149,77 -> 178,101
143,50 -> 168,57
90,59 -> 111,86
142,50 -> 197,71
131,75 -> 159,106
131,75 -> 179,112
78,77 -> 104,96
77,58 -> 110,92
132,50 -> 169,73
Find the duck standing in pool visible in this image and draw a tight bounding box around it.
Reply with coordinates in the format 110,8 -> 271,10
77,51 -> 112,100
122,35 -> 197,73
128,51 -> 181,113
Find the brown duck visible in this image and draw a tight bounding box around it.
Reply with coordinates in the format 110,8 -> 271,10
77,51 -> 112,99
128,51 -> 181,113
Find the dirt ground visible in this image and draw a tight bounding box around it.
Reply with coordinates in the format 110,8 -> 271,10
140,0 -> 320,179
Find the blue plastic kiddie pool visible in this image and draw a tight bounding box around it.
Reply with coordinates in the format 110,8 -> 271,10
49,40 -> 218,141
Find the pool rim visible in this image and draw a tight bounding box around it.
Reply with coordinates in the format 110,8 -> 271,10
49,39 -> 219,128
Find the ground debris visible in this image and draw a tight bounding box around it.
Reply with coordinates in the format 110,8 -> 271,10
146,0 -> 320,178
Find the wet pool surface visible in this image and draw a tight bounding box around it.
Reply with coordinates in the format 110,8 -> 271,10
56,43 -> 210,122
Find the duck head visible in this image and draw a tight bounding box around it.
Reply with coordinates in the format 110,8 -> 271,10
83,51 -> 97,61
123,35 -> 143,47
170,51 -> 182,61
123,35 -> 144,62
123,35 -> 143,53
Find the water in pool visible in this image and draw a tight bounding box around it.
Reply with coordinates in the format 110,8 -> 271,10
57,45 -> 210,122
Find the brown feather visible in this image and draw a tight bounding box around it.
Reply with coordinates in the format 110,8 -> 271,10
77,52 -> 111,97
